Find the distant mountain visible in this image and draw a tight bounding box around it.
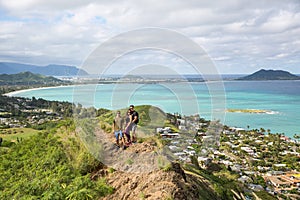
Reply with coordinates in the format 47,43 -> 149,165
0,71 -> 66,85
0,62 -> 88,76
237,69 -> 300,80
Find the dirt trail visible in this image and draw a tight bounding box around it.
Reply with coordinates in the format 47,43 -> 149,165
102,170 -> 193,200
94,128 -> 168,173
91,128 -> 221,200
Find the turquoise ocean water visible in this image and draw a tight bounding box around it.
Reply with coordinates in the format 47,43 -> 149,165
10,80 -> 300,138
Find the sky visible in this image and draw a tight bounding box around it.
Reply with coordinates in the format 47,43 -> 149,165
0,0 -> 300,74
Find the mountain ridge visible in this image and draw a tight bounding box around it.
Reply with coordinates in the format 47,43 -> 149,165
0,62 -> 88,76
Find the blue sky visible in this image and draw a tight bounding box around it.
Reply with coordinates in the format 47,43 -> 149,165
0,0 -> 300,74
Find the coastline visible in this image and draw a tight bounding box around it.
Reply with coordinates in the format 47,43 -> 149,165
4,79 -> 299,98
3,85 -> 75,97
2,82 -> 298,138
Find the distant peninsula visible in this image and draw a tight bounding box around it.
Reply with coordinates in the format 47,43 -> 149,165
0,71 -> 66,85
0,62 -> 88,76
237,69 -> 300,80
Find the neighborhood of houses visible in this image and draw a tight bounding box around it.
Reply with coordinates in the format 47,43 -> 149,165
0,96 -> 71,129
156,115 -> 300,198
0,108 -> 62,129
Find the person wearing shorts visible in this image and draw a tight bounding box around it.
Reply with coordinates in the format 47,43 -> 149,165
129,105 -> 139,143
124,109 -> 132,145
113,111 -> 125,147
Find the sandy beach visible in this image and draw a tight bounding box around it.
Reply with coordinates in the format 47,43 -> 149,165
226,108 -> 279,115
3,85 -> 75,97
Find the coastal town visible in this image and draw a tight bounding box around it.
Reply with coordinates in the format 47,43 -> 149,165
157,114 -> 300,199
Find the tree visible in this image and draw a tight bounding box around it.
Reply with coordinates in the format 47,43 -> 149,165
293,134 -> 300,140
51,102 -> 59,113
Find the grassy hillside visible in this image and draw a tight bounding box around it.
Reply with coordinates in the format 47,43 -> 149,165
0,71 -> 66,85
0,128 -> 41,142
0,119 -> 113,199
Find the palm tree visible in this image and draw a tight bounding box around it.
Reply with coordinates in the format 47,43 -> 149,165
260,128 -> 265,134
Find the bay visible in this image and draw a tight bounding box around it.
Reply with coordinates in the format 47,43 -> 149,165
9,80 -> 300,138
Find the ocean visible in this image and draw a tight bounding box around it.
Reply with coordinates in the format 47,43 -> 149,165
9,80 -> 300,138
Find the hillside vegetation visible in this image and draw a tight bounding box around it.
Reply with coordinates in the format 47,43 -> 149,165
0,120 -> 113,199
0,71 -> 66,85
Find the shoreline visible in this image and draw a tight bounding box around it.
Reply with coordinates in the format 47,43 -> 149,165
2,85 -> 85,97
2,83 -> 298,138
4,79 -> 300,98
3,83 -> 112,97
3,85 -> 75,97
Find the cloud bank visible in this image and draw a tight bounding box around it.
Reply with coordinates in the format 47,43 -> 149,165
0,0 -> 299,74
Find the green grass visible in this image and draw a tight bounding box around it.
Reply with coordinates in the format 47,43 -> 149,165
0,128 -> 42,142
97,104 -> 166,128
254,191 -> 277,200
108,167 -> 116,173
0,124 -> 113,199
126,159 -> 134,165
183,163 -> 245,200
213,169 -> 239,181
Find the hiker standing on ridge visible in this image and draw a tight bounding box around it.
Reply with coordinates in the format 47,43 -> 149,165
129,105 -> 139,143
124,109 -> 132,145
113,111 -> 125,148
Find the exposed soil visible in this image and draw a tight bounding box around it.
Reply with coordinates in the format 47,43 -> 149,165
94,128 -> 169,173
92,128 -> 221,200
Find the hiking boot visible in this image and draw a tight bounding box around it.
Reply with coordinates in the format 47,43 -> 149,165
126,142 -> 132,146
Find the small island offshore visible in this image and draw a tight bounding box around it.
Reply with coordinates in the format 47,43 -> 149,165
0,71 -> 300,200
237,69 -> 300,81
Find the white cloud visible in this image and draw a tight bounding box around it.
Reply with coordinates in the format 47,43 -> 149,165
0,0 -> 300,74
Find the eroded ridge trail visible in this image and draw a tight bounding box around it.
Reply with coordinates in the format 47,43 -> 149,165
94,128 -> 163,173
93,129 -> 220,200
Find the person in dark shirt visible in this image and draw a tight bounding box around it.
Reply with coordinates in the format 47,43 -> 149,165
128,105 -> 139,143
